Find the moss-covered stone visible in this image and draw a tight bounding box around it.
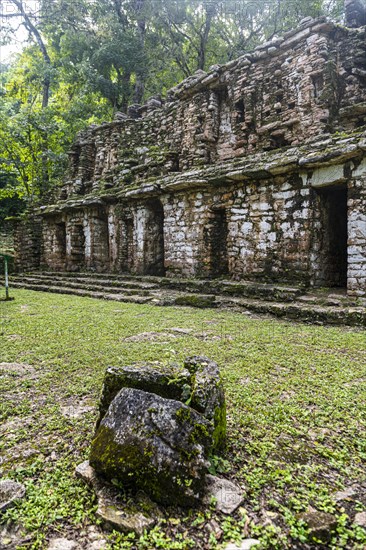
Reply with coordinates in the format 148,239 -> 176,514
184,356 -> 226,450
96,364 -> 191,428
90,388 -> 211,507
174,294 -> 216,308
96,358 -> 227,452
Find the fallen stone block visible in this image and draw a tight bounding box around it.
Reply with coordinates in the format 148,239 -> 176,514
95,363 -> 191,428
96,357 -> 226,450
90,387 -> 212,507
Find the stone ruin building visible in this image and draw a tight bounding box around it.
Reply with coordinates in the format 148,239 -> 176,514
15,1 -> 366,302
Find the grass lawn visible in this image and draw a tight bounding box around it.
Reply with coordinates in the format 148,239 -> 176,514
1,289 -> 366,549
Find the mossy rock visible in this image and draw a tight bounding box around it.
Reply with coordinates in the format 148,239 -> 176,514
174,294 -> 216,308
95,364 -> 191,428
184,356 -> 226,450
96,358 -> 226,451
90,388 -> 211,507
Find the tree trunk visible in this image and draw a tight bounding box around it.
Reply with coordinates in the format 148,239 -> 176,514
197,4 -> 215,71
133,0 -> 146,104
9,0 -> 52,108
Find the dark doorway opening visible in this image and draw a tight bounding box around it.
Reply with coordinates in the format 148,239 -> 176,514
210,208 -> 229,278
55,222 -> 66,263
144,199 -> 165,276
92,211 -> 110,271
316,186 -> 348,287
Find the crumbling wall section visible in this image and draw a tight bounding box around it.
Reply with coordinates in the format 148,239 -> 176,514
58,18 -> 366,204
14,215 -> 42,272
41,215 -> 67,271
162,178 -> 313,283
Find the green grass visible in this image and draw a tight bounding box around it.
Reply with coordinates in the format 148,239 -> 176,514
1,289 -> 366,549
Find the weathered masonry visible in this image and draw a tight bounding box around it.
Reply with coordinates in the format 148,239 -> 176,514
15,4 -> 366,301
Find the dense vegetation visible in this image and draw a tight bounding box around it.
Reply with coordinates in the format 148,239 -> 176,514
1,291 -> 366,548
0,0 -> 344,221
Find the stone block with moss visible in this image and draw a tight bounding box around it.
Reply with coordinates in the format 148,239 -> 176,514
90,387 -> 211,507
95,357 -> 226,451
95,363 -> 191,429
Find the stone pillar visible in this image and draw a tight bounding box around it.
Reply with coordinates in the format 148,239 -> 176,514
108,207 -> 118,272
108,203 -> 134,274
132,200 -> 165,276
87,209 -> 110,272
66,215 -> 87,271
345,0 -> 366,28
347,176 -> 366,301
42,216 -> 67,271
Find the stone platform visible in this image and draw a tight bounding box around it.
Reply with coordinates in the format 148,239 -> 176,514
9,271 -> 366,327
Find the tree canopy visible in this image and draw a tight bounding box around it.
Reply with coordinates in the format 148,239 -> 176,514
0,0 -> 344,221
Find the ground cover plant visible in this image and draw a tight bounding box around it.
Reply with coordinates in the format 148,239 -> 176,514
0,289 -> 366,549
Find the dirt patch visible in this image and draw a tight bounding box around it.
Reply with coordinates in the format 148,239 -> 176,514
123,331 -> 178,342
0,363 -> 35,376
60,399 -> 95,419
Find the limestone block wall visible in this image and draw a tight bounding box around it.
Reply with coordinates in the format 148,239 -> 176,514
41,215 -> 66,271
162,179 -> 314,283
36,161 -> 366,300
228,179 -> 313,283
163,192 -> 211,277
348,175 -> 366,298
14,215 -> 42,272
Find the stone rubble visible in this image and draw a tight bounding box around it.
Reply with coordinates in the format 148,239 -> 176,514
75,460 -> 158,536
203,474 -> 244,515
0,480 -> 26,513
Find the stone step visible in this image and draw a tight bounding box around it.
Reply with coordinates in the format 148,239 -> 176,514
11,276 -> 153,296
15,273 -> 159,290
8,275 -> 366,327
216,296 -> 366,326
19,271 -> 302,303
10,282 -> 153,304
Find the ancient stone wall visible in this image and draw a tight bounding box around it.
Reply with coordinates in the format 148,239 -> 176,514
15,13 -> 366,300
348,168 -> 366,297
14,215 -> 42,272
61,17 -> 366,200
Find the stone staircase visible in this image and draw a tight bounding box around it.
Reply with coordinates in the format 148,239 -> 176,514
7,271 -> 366,327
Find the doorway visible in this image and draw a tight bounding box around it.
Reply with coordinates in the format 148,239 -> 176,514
144,199 -> 165,276
315,186 -> 348,287
54,222 -> 66,266
209,208 -> 229,278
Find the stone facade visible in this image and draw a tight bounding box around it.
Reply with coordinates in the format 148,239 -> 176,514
15,7 -> 366,300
